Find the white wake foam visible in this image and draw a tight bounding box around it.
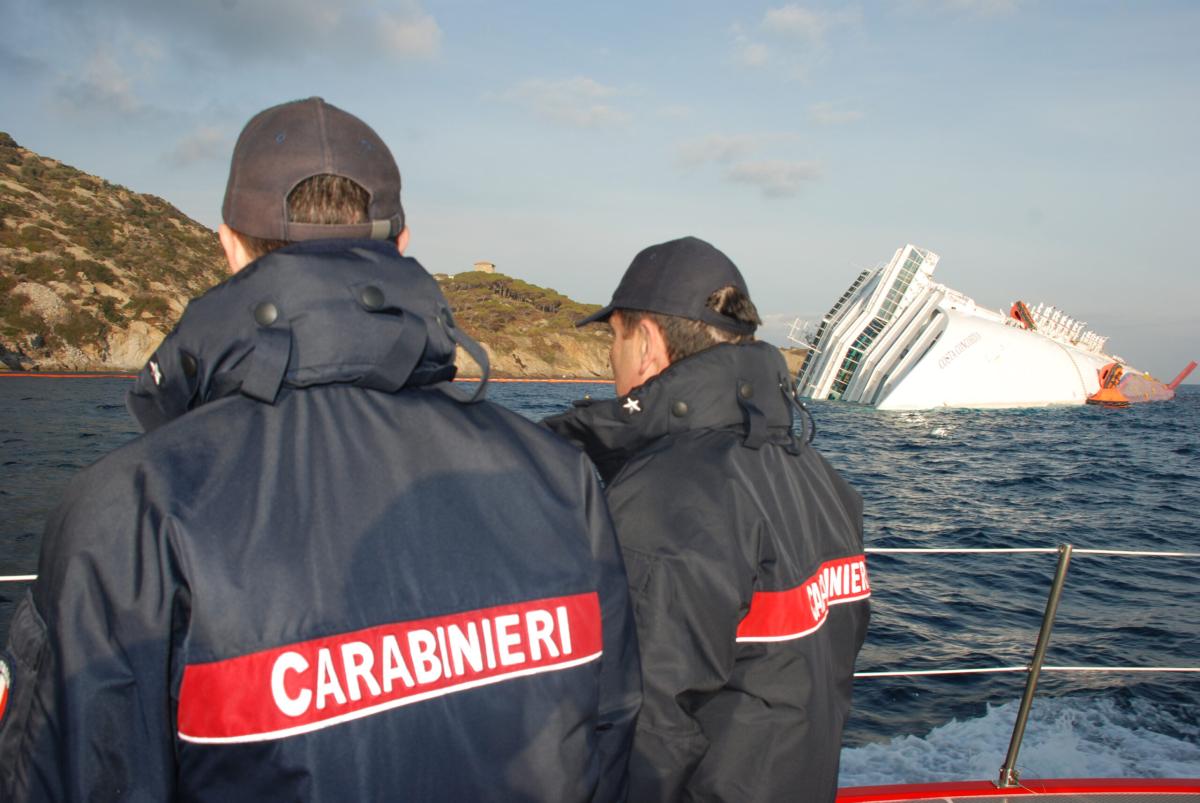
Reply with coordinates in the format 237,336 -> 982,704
839,696 -> 1200,786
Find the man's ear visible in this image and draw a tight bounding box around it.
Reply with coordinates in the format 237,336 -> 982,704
636,316 -> 672,380
396,226 -> 410,255
218,223 -> 252,275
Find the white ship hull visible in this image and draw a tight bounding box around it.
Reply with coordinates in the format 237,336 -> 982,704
874,304 -> 1109,410
796,245 -> 1119,410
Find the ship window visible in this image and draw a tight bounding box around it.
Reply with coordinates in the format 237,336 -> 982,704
830,317 -> 888,396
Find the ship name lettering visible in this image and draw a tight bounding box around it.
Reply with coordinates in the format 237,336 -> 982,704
938,332 -> 982,369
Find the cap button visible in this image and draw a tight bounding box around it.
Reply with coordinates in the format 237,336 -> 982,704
739,382 -> 754,399
360,286 -> 385,310
671,400 -> 689,418
254,302 -> 278,327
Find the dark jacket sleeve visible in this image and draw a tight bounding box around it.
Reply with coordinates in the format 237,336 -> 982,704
0,462 -> 181,801
580,459 -> 643,803
605,473 -> 753,802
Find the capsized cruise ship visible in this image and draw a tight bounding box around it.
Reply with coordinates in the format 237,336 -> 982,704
794,244 -> 1134,410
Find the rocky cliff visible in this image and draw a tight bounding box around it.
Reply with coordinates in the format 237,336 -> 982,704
0,133 -> 612,379
0,132 -> 227,371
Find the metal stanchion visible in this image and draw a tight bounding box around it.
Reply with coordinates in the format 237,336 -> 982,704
996,542 -> 1073,788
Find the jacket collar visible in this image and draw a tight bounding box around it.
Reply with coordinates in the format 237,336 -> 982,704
127,239 -> 486,432
544,341 -> 803,482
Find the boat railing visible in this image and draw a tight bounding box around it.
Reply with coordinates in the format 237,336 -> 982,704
856,545 -> 1200,789
3,544 -> 1199,788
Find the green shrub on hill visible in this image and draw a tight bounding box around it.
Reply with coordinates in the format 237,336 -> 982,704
0,199 -> 26,220
97,296 -> 123,324
12,224 -> 60,253
19,160 -> 46,182
54,305 -> 108,347
77,259 -> 117,285
1,309 -> 45,341
0,275 -> 48,340
11,256 -> 63,282
441,271 -> 602,344
127,292 -> 172,320
80,217 -> 116,253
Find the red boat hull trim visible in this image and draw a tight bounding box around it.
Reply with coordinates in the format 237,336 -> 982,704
838,777 -> 1200,802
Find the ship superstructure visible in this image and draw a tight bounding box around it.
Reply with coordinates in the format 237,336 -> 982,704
795,245 -> 1120,410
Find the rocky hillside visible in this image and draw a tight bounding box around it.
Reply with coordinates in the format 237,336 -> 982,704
440,271 -> 610,378
0,132 -> 227,371
0,133 -> 612,378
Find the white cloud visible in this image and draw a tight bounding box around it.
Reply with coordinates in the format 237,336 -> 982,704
498,77 -> 630,128
677,133 -> 804,168
39,0 -> 443,62
165,126 -> 228,166
740,40 -> 771,67
764,5 -> 825,40
377,8 -> 443,58
56,48 -> 140,114
809,102 -> 864,125
903,0 -> 1021,15
762,5 -> 861,42
677,133 -> 819,198
724,160 -> 821,198
730,23 -> 771,67
950,0 -> 1019,11
677,134 -> 766,168
731,5 -> 861,77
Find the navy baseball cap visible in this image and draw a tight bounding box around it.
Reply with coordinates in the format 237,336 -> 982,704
577,236 -> 755,334
222,97 -> 404,242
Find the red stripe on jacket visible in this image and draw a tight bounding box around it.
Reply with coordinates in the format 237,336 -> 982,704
177,592 -> 603,743
736,555 -> 870,642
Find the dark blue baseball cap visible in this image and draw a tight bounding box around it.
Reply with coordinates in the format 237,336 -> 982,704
576,236 -> 755,334
223,97 -> 404,242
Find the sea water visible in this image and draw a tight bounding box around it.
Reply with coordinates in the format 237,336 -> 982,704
1,376 -> 1197,784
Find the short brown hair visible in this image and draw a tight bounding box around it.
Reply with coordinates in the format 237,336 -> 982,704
619,285 -> 761,363
234,174 -> 371,261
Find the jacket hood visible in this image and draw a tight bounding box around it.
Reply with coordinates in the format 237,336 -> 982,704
128,239 -> 488,432
544,341 -> 810,482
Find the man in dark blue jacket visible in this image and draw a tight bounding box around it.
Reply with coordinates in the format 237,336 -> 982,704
546,237 -> 869,802
0,98 -> 640,801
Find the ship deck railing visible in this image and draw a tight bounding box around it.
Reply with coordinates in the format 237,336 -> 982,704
852,545 -> 1200,791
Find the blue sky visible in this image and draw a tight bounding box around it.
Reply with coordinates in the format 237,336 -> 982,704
2,0 -> 1197,381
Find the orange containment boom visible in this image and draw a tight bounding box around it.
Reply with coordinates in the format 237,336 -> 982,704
1167,360 -> 1197,390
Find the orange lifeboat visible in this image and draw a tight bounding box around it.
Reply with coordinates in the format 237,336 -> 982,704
1087,362 -> 1130,407
1009,301 -> 1037,331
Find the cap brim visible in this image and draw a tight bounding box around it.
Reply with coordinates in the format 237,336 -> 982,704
575,304 -> 616,327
